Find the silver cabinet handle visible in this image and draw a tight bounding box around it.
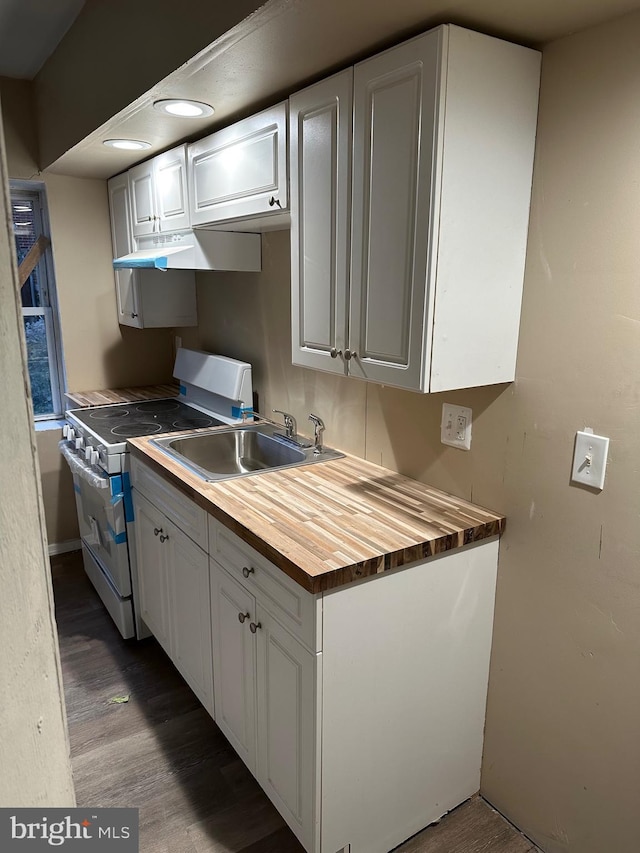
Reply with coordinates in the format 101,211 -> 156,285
139,216 -> 154,222
159,533 -> 169,543
242,566 -> 254,579
153,527 -> 162,536
343,348 -> 357,361
330,347 -> 342,359
131,312 -> 138,319
249,621 -> 261,634
238,612 -> 250,624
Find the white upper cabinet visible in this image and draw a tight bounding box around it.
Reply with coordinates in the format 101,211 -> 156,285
290,70 -> 353,375
129,145 -> 190,238
290,25 -> 541,393
107,170 -> 197,329
188,102 -> 288,230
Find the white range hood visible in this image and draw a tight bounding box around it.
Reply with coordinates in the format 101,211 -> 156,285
113,229 -> 261,272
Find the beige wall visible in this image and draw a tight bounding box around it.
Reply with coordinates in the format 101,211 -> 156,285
1,77 -> 175,546
0,109 -> 75,806
481,13 -> 640,853
185,13 -> 640,850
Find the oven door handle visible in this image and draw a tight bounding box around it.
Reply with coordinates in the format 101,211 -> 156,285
59,441 -> 109,489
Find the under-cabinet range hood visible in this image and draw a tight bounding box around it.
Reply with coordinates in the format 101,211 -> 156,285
113,230 -> 261,272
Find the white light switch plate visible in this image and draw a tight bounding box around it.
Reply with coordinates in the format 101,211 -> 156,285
441,403 -> 472,450
571,429 -> 609,490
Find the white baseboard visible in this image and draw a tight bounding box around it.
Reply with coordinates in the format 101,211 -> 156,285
48,539 -> 82,556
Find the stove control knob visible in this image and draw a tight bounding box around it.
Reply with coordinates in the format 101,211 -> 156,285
67,427 -> 76,442
85,446 -> 93,461
63,424 -> 69,439
75,437 -> 84,451
91,450 -> 101,466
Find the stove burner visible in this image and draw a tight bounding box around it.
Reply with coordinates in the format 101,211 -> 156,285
135,400 -> 180,414
111,422 -> 164,437
90,408 -> 130,420
172,416 -> 214,430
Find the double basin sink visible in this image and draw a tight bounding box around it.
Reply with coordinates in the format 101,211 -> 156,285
152,422 -> 344,482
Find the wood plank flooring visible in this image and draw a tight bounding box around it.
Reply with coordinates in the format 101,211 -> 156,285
51,551 -> 539,853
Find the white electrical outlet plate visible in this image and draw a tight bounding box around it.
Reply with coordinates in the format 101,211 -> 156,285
441,403 -> 472,450
571,428 -> 609,490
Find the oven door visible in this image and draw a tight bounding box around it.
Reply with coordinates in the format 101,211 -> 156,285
73,471 -> 131,598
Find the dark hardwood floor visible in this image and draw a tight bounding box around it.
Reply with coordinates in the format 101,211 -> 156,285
51,551 -> 538,853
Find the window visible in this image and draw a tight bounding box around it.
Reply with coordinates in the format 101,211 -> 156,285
11,182 -> 66,419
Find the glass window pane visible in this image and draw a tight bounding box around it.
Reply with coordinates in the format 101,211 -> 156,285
23,315 -> 54,416
12,196 -> 42,308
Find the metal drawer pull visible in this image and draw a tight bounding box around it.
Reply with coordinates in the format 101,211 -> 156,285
238,612 -> 250,624
249,621 -> 261,634
159,533 -> 169,543
242,566 -> 254,578
343,348 -> 357,360
153,527 -> 162,536
330,347 -> 342,359
268,196 -> 282,209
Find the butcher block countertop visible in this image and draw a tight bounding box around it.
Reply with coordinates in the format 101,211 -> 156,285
66,383 -> 179,408
129,435 -> 505,594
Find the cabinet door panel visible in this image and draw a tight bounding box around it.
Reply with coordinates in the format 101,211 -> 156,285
210,559 -> 257,771
132,490 -> 170,653
290,71 -> 352,374
189,103 -> 287,226
154,146 -> 190,232
256,608 -> 315,851
169,526 -> 213,717
129,161 -> 156,238
349,30 -> 442,390
108,174 -> 142,328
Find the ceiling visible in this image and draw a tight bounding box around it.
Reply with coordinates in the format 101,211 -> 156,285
6,0 -> 640,179
0,0 -> 85,79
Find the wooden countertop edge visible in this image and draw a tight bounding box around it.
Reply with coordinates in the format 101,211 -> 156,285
127,441 -> 505,595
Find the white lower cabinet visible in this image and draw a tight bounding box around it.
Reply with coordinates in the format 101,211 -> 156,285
132,488 -> 213,716
131,458 -> 499,853
210,556 -> 317,851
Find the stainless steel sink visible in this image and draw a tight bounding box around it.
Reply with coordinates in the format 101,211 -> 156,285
151,423 -> 344,481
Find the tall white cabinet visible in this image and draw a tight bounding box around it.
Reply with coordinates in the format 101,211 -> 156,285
290,24 -> 541,392
107,167 -> 197,329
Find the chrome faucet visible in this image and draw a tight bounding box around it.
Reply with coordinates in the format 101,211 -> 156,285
272,409 -> 297,440
308,413 -> 325,454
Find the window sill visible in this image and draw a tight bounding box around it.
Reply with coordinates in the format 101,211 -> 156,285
35,418 -> 66,432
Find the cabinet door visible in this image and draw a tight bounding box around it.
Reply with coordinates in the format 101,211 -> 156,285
189,102 -> 287,226
129,159 -> 156,238
108,174 -> 143,328
168,524 -> 213,717
290,71 -> 352,375
132,490 -> 171,653
154,146 -> 190,233
255,607 -> 316,852
210,559 -> 257,771
349,29 -> 443,390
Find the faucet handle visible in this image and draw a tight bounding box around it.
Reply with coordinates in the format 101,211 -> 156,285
308,413 -> 325,430
272,409 -> 297,438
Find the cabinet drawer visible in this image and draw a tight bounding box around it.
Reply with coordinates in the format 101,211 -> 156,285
130,456 -> 207,550
210,517 -> 318,651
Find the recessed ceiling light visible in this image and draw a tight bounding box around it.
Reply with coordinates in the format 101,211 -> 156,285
103,139 -> 152,151
153,99 -> 214,118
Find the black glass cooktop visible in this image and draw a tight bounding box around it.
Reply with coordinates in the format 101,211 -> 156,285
69,399 -> 224,444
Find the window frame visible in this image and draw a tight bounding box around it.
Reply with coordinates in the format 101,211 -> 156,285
11,180 -> 67,420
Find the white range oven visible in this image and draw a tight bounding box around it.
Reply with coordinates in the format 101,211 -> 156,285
61,348 -> 253,639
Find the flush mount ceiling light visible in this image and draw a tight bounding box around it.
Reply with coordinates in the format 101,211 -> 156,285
103,139 -> 152,151
153,99 -> 214,118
